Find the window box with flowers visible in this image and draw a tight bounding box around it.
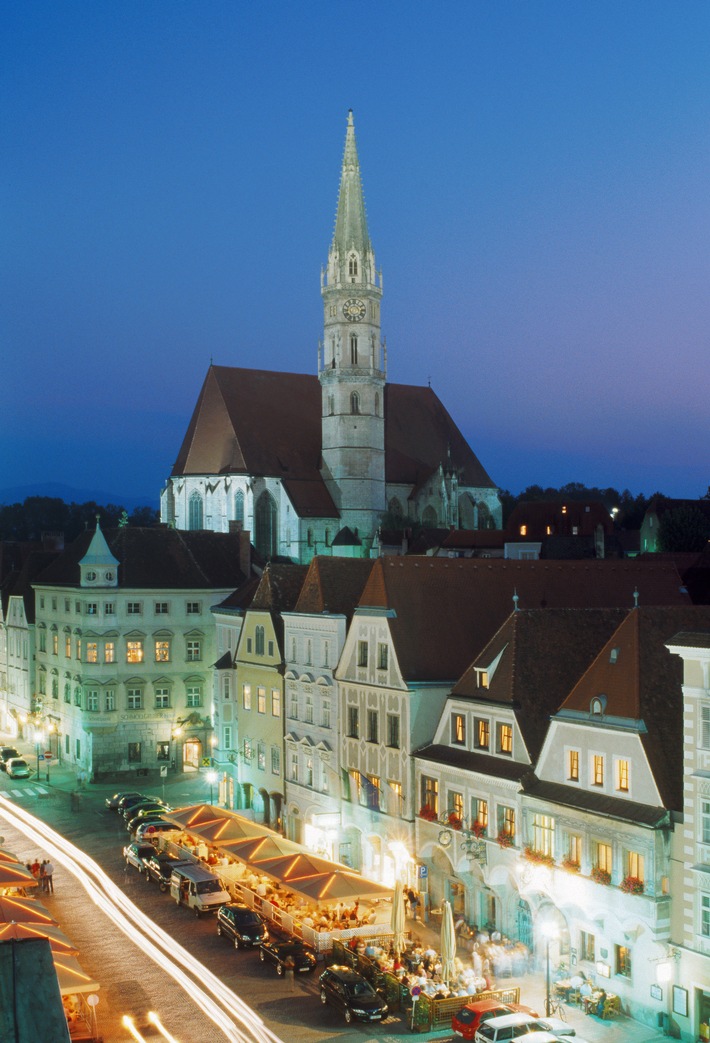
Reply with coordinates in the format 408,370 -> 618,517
620,875 -> 644,895
591,866 -> 612,886
419,805 -> 437,822
497,829 -> 514,849
523,845 -> 556,867
561,856 -> 580,873
447,812 -> 463,830
470,820 -> 487,839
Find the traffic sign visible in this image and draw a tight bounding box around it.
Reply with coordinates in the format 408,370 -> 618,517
418,865 -> 428,878
411,985 -> 421,997
43,752 -> 52,760
160,765 -> 168,777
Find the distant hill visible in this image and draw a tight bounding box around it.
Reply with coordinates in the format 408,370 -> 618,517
0,482 -> 158,512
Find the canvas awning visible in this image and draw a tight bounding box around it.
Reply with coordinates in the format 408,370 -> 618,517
0,922 -> 78,954
52,953 -> 100,995
0,896 -> 57,925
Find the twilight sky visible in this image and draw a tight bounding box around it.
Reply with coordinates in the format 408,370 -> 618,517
4,1 -> 709,507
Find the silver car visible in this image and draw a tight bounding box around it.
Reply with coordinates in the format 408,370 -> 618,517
5,758 -> 31,779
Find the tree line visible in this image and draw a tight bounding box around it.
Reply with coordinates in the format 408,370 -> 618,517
0,497 -> 160,543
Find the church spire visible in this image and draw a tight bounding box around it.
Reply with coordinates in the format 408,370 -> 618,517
332,110 -> 372,264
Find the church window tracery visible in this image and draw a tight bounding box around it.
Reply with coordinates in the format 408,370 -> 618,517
188,492 -> 204,530
350,335 -> 358,365
349,254 -> 358,277
255,491 -> 278,560
234,489 -> 245,527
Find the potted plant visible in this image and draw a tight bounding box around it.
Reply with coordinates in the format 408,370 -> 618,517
497,829 -> 514,848
418,805 -> 437,822
620,875 -> 644,895
561,856 -> 580,873
523,845 -> 555,867
591,866 -> 612,886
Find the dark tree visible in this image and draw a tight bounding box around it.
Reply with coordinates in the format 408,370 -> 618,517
658,506 -> 710,553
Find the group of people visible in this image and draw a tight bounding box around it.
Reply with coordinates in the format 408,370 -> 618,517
459,924 -> 531,979
26,857 -> 54,893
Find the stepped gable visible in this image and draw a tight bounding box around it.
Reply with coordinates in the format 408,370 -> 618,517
34,527 -> 251,590
293,557 -> 374,617
454,607 -> 629,762
357,557 -> 690,685
559,604 -> 710,812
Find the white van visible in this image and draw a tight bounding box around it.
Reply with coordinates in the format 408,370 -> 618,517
169,863 -> 231,916
475,1012 -> 539,1043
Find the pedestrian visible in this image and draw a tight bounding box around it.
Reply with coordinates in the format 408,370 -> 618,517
39,861 -> 48,892
30,858 -> 40,879
284,954 -> 296,992
44,859 -> 54,893
407,887 -> 418,920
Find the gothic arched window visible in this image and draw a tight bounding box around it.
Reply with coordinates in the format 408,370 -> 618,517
350,392 -> 360,415
255,625 -> 265,656
188,492 -> 204,531
234,489 -> 245,527
423,505 -> 437,527
349,254 -> 358,277
255,491 -> 278,560
350,335 -> 358,365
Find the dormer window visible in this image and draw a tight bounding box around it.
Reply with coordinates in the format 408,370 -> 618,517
86,571 -> 97,582
477,670 -> 489,689
609,648 -> 619,664
519,525 -> 527,536
591,696 -> 606,715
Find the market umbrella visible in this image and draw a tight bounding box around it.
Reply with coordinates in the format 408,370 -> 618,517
251,853 -> 335,883
164,805 -> 224,829
193,816 -> 264,844
281,869 -> 393,905
391,880 -> 406,957
0,848 -> 22,864
440,900 -> 456,985
52,953 -> 100,995
218,834 -> 298,864
0,895 -> 58,925
0,862 -> 38,891
0,921 -> 79,954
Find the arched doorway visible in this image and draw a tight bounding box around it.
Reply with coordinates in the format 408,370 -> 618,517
517,898 -> 534,953
182,739 -> 201,771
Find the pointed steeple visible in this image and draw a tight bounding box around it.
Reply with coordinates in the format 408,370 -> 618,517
332,110 -> 372,263
79,518 -> 119,587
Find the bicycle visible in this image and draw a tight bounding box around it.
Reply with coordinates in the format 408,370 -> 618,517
544,998 -> 567,1020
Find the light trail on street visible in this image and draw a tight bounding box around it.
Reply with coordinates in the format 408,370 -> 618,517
0,796 -> 285,1043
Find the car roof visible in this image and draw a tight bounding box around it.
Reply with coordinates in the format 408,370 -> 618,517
8,757 -> 28,764
324,966 -> 364,982
482,1013 -> 539,1030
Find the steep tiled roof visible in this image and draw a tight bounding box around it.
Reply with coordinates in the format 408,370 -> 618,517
293,557 -> 374,617
558,605 -> 710,812
250,563 -> 309,614
357,557 -> 689,684
2,550 -> 62,622
415,744 -> 532,785
34,527 -> 252,590
453,608 -> 629,762
523,777 -> 669,827
169,367 -> 495,517
506,501 -> 613,539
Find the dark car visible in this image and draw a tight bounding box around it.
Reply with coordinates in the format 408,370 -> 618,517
125,803 -> 170,830
127,810 -> 170,835
319,965 -> 388,1024
122,798 -> 165,822
106,790 -> 143,810
117,793 -> 152,814
134,820 -> 177,842
144,853 -> 192,892
259,939 -> 317,976
216,903 -> 269,949
0,747 -> 20,771
123,841 -> 156,873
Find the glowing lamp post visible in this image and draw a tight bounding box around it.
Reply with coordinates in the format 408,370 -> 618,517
206,770 -> 218,806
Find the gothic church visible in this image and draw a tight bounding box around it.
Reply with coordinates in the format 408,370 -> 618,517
161,113 -> 501,563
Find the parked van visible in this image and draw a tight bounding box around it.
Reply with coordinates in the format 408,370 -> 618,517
169,863 -> 231,916
475,1012 -> 539,1043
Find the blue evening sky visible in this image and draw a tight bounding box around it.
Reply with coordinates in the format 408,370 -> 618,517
3,1 -> 709,506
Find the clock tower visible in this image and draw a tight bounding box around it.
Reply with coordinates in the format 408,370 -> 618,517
319,111 -> 386,541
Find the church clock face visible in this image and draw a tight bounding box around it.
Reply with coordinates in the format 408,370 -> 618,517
342,298 -> 366,322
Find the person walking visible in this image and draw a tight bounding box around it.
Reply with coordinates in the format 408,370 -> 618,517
284,954 -> 296,992
407,887 -> 419,920
30,858 -> 40,879
39,861 -> 48,892
44,859 -> 55,893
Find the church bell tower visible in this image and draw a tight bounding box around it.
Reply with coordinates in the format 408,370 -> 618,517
319,111 -> 386,539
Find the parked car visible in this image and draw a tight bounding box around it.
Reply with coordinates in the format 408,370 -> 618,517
127,810 -> 170,835
123,842 -> 156,872
0,747 -> 20,771
144,852 -> 192,892
518,1031 -> 588,1043
106,790 -> 143,810
453,1001 -> 539,1040
134,820 -> 178,842
531,1019 -> 574,1038
259,939 -> 317,975
117,793 -> 152,814
5,758 -> 31,779
475,1011 -> 540,1043
125,804 -> 170,830
216,903 -> 268,948
122,798 -> 167,822
319,965 -> 388,1024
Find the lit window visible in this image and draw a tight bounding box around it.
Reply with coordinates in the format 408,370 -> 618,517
257,686 -> 266,714
626,850 -> 644,882
568,750 -> 579,781
498,722 -> 513,755
65,635 -> 71,657
532,813 -> 555,857
126,641 -> 143,664
420,776 -> 438,817
592,755 -> 604,786
271,689 -> 281,717
52,633 -> 58,655
449,791 -> 464,821
567,834 -> 582,866
498,805 -> 515,840
104,641 -> 115,664
155,640 -> 170,662
520,525 -> 527,536
615,944 -> 631,978
475,718 -> 490,750
475,799 -> 488,832
366,775 -> 381,811
616,759 -> 629,792
76,638 -> 81,660
477,671 -> 489,689
86,643 -> 98,664
243,684 -> 252,710
451,713 -> 465,745
595,841 -> 612,873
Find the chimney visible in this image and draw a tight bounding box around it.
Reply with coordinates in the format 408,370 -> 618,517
239,530 -> 251,577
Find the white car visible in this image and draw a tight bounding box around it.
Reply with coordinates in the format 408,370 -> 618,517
534,1019 -> 575,1037
5,758 -> 31,779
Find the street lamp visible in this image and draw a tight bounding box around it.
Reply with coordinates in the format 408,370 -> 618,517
542,921 -> 558,1016
206,770 -> 218,806
33,728 -> 44,780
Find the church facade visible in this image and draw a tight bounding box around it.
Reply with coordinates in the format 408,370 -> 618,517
161,112 -> 502,563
